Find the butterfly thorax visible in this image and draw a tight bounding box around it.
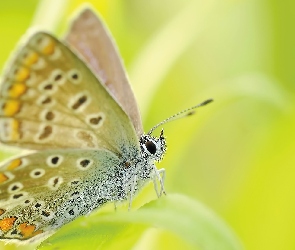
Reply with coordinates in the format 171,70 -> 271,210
111,130 -> 167,201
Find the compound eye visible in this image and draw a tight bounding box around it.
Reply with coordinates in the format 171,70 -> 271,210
145,141 -> 157,154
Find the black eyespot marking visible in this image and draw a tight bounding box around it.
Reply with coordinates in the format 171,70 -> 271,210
76,131 -> 95,148
71,180 -> 79,185
72,95 -> 87,110
44,84 -> 53,90
145,141 -> 157,154
30,169 -> 45,179
0,209 -> 6,215
48,176 -> 63,190
11,229 -> 18,235
24,200 -> 30,204
45,111 -> 55,121
53,177 -> 59,187
41,96 -> 52,105
13,193 -> 23,199
39,125 -> 52,140
35,203 -> 42,208
51,156 -> 59,165
71,191 -> 79,196
54,74 -> 62,81
11,185 -> 19,191
34,171 -> 41,176
42,211 -> 50,217
89,116 -> 102,125
80,159 -> 90,168
71,73 -> 78,80
68,209 -> 74,216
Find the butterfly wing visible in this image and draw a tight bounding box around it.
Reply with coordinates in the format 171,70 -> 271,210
65,7 -> 143,137
0,32 -> 139,154
0,149 -> 121,240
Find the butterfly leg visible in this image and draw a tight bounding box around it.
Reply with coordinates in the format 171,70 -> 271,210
152,166 -> 166,197
157,168 -> 166,196
128,174 -> 137,211
153,177 -> 160,198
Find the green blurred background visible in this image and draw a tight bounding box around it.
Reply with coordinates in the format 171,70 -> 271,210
0,0 -> 294,249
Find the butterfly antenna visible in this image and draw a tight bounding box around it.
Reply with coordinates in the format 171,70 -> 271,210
147,98 -> 213,135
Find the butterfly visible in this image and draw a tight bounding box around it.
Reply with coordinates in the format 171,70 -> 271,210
0,7 -> 212,243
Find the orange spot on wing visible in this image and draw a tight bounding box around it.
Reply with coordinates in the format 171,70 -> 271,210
6,159 -> 22,170
0,217 -> 17,232
14,67 -> 30,82
0,173 -> 8,184
23,52 -> 39,66
42,40 -> 55,55
2,100 -> 21,116
8,83 -> 27,98
32,229 -> 43,237
18,223 -> 41,238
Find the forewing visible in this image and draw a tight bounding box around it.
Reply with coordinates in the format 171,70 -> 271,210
0,32 -> 139,153
0,149 -> 120,240
65,8 -> 143,136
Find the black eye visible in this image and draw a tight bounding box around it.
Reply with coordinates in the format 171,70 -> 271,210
145,141 -> 157,154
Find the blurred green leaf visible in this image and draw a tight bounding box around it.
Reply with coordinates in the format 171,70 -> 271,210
39,194 -> 242,250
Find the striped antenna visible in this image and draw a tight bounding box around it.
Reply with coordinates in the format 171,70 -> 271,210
147,98 -> 213,135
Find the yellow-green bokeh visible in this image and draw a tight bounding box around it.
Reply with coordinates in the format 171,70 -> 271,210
0,0 -> 294,249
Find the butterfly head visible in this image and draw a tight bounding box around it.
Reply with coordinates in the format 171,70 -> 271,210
140,129 -> 166,163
